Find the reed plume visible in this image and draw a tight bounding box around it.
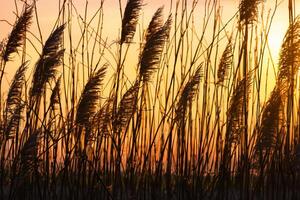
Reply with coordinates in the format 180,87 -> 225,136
277,15 -> 300,93
2,5 -> 33,62
174,66 -> 202,178
120,0 -> 143,44
29,24 -> 65,101
220,76 -> 251,180
226,75 -> 251,145
239,0 -> 262,25
217,39 -> 233,84
175,65 -> 202,123
139,14 -> 172,83
5,62 -> 28,115
4,104 -> 24,141
93,98 -> 114,137
82,98 -> 113,150
1,62 -> 27,143
145,7 -> 164,42
76,66 -> 107,126
49,76 -> 61,111
113,81 -> 139,132
256,87 -> 283,151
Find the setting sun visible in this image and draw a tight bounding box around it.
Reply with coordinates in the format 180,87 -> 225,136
268,25 -> 287,59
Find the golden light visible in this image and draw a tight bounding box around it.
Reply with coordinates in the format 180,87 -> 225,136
268,23 -> 287,60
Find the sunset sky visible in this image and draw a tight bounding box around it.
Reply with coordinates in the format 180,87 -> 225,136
0,0 -> 291,36
0,0 -> 296,64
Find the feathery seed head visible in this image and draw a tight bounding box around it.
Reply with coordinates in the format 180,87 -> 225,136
145,7 -> 164,42
175,65 -> 202,123
217,39 -> 233,84
226,75 -> 251,144
2,5 -> 33,62
278,16 -> 300,93
114,81 -> 139,132
140,14 -> 172,83
50,76 -> 61,110
6,61 -> 28,115
76,66 -> 107,126
121,0 -> 143,44
256,87 -> 284,152
239,0 -> 262,25
30,24 -> 65,100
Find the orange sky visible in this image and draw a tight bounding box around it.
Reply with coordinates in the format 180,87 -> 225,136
0,0 -> 292,54
0,0 -> 251,37
0,0 -> 296,99
0,0 -> 296,70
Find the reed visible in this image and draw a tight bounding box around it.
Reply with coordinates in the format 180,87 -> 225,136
0,0 -> 300,199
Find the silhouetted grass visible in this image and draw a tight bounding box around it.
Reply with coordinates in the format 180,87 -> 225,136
1,0 -> 300,199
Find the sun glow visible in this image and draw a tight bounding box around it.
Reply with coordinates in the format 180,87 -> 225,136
268,23 -> 287,60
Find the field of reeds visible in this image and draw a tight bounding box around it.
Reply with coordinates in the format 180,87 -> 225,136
1,0 -> 300,199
